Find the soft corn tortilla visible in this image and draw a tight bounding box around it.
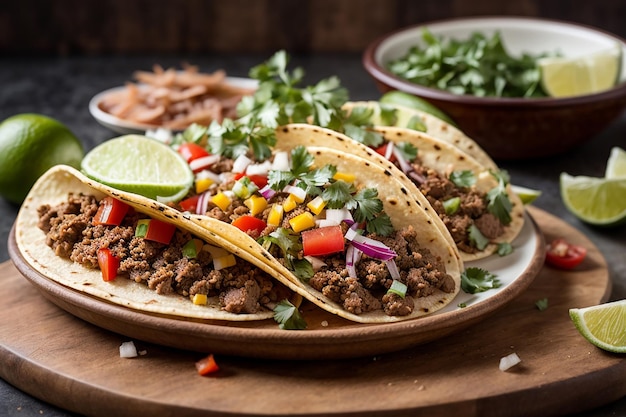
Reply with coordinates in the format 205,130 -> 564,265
276,123 -> 523,262
191,145 -> 463,323
14,165 -> 303,322
343,101 -> 498,170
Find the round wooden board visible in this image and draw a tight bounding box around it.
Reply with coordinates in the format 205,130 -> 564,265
1,207 -> 625,417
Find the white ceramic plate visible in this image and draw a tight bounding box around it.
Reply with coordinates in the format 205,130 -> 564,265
88,76 -> 258,135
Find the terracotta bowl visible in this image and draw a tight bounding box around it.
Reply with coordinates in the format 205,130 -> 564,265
363,16 -> 626,160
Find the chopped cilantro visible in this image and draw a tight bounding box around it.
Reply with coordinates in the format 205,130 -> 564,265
322,181 -> 356,209
487,171 -> 513,225
394,142 -> 419,161
274,300 -> 308,330
497,242 -> 513,256
461,267 -> 501,294
405,115 -> 427,132
535,298 -> 549,311
468,224 -> 490,250
259,228 -> 313,281
449,170 -> 476,188
378,104 -> 399,126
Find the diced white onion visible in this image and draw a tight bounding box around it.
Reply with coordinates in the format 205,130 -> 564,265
145,127 -> 173,144
384,142 -> 394,160
283,185 -> 307,202
272,151 -> 290,171
119,341 -> 138,358
196,169 -> 221,184
316,219 -> 337,228
203,243 -> 230,259
189,154 -> 220,172
232,154 -> 252,173
246,160 -> 272,176
325,208 -> 353,224
304,255 -> 327,271
499,353 -> 521,371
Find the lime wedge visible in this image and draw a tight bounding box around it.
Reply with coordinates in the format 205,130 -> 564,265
605,147 -> 626,179
560,172 -> 626,226
81,135 -> 194,201
539,43 -> 622,98
570,299 -> 626,353
510,184 -> 542,205
380,91 -> 457,126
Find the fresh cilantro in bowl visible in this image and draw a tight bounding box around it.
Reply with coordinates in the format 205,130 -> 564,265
386,28 -> 558,98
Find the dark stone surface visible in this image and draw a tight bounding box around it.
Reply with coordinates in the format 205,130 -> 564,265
1,54 -> 625,417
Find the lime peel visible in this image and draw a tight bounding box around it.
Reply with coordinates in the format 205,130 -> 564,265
511,184 -> 542,205
605,147 -> 626,179
560,173 -> 626,226
570,299 -> 626,353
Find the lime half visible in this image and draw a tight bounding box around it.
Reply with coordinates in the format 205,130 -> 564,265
81,135 -> 194,201
605,147 -> 626,179
570,299 -> 626,353
539,43 -> 622,98
560,172 -> 626,226
510,184 -> 542,205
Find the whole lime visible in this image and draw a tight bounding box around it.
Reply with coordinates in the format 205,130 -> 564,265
0,113 -> 85,204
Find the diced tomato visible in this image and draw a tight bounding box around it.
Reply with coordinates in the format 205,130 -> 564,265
302,225 -> 345,256
233,173 -> 268,188
144,219 -> 177,244
179,194 -> 200,213
97,248 -> 120,282
93,197 -> 130,226
232,215 -> 267,235
195,354 -> 220,376
178,142 -> 210,163
545,238 -> 587,269
374,143 -> 396,162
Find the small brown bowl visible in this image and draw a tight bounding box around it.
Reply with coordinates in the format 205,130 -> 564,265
363,16 -> 626,160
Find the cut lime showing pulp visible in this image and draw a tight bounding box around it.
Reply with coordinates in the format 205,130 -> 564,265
605,147 -> 626,179
81,135 -> 193,201
560,172 -> 626,226
511,184 -> 541,205
380,91 -> 457,126
539,44 -> 622,98
570,299 -> 626,353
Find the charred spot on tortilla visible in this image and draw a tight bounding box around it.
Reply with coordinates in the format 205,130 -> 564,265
384,170 -> 392,177
433,144 -> 442,151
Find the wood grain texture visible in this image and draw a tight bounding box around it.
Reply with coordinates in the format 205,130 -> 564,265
1,0 -> 625,54
1,207 -> 624,417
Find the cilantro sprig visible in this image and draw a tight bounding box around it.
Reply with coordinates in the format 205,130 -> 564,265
461,267 -> 501,294
274,299 -> 307,330
487,170 -> 513,225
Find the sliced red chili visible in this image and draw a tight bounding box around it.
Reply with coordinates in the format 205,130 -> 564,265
93,197 -> 130,226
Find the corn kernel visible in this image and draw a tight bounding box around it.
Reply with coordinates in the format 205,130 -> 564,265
267,204 -> 284,226
283,194 -> 298,212
244,195 -> 268,216
306,196 -> 326,215
211,192 -> 231,211
192,293 -> 208,305
289,212 -> 315,232
195,177 -> 214,194
333,172 -> 356,183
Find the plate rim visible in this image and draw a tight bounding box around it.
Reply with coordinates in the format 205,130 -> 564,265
8,210 -> 545,359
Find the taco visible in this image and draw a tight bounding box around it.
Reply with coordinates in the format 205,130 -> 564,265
271,123 -> 523,261
342,100 -> 498,170
14,165 -> 302,322
170,141 -> 462,323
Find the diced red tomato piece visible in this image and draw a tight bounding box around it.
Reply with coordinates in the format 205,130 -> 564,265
545,238 -> 587,269
232,215 -> 267,235
178,142 -> 210,163
233,173 -> 268,188
374,143 -> 396,162
179,194 -> 200,213
93,197 -> 130,226
302,225 -> 345,256
195,354 -> 220,376
97,248 -> 120,282
144,219 -> 177,244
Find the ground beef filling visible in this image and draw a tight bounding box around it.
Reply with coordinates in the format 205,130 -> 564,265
411,159 -> 504,254
37,193 -> 289,314
307,226 -> 455,317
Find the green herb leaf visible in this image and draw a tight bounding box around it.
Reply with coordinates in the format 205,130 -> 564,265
487,171 -> 513,225
535,298 -> 549,311
468,224 -> 490,250
461,267 -> 501,294
274,299 -> 308,330
497,242 -> 513,256
443,196 -> 461,215
449,170 -> 476,188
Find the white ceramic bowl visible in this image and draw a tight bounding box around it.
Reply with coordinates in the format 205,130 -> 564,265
363,17 -> 626,159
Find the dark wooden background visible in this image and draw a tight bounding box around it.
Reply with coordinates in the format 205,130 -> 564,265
1,0 -> 625,56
